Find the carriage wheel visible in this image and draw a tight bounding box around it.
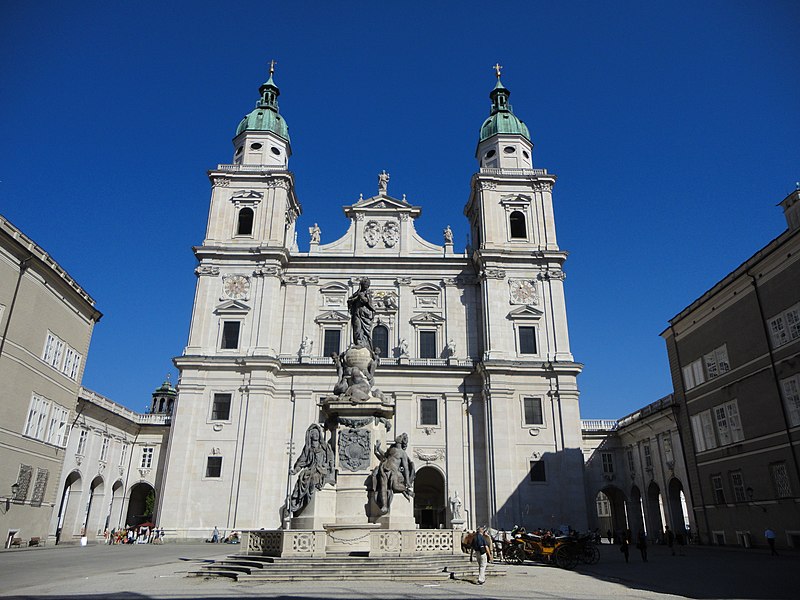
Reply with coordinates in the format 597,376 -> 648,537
555,545 -> 578,570
507,544 -> 525,565
582,544 -> 600,564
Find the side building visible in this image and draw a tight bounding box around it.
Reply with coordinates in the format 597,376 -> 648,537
0,215 -> 102,547
662,188 -> 800,549
52,384 -> 172,544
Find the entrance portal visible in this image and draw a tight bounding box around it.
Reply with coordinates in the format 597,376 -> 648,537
413,467 -> 445,529
126,482 -> 155,528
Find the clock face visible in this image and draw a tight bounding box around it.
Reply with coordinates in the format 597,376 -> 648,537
510,280 -> 537,305
223,275 -> 250,300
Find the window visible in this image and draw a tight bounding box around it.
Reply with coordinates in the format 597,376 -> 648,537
372,325 -> 389,359
601,452 -> 614,474
61,347 -> 82,381
221,321 -> 240,350
206,456 -> 222,478
704,345 -> 731,380
237,207 -> 254,235
523,397 -> 543,426
771,462 -> 792,498
690,409 -> 718,452
212,393 -> 232,421
627,448 -> 635,473
730,471 -> 746,502
42,332 -> 65,369
140,447 -> 154,469
682,358 -> 706,390
119,443 -> 129,467
419,330 -> 437,358
24,395 -> 51,441
715,400 -> 744,446
780,375 -> 800,427
100,437 -> 110,462
530,460 -> 546,482
711,474 -> 725,504
76,429 -> 88,455
47,405 -> 69,447
596,493 -> 611,517
323,329 -> 341,357
643,443 -> 652,469
518,326 -> 537,355
420,398 -> 438,426
509,211 -> 527,239
767,302 -> 800,348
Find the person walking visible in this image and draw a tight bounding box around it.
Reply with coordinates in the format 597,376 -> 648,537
620,535 -> 630,563
606,529 -> 613,544
636,530 -> 648,562
212,526 -> 220,543
764,528 -> 778,556
665,525 -> 675,556
471,526 -> 492,585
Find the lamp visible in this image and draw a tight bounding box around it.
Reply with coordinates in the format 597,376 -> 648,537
5,481 -> 20,511
746,486 -> 754,501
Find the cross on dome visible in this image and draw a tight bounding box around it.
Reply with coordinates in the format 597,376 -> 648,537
493,62 -> 503,79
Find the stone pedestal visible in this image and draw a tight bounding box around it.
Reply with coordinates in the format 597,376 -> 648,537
290,487 -> 336,530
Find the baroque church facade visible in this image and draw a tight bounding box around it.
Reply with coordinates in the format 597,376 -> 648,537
157,68 -> 587,539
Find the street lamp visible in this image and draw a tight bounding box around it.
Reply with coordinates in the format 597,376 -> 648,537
5,481 -> 20,511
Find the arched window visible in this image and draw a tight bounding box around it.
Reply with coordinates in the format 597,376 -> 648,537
237,208 -> 254,236
373,325 -> 389,359
509,210 -> 527,239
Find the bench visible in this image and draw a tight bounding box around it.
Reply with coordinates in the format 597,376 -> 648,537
10,538 -> 22,548
29,537 -> 42,547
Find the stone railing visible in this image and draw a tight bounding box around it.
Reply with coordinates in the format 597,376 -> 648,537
479,167 -> 548,176
277,356 -> 476,368
215,163 -> 289,173
79,387 -> 170,425
581,419 -> 619,432
241,528 -> 459,558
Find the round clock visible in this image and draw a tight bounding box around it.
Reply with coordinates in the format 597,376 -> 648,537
223,275 -> 250,300
510,280 -> 537,305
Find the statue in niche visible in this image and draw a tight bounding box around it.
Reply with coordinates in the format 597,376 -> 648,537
371,433 -> 415,514
449,490 -> 462,520
289,424 -> 335,514
309,223 -> 321,243
443,225 -> 453,244
347,278 -> 375,350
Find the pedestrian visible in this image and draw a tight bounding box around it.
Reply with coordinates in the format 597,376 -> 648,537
212,526 -> 220,543
676,531 -> 686,555
607,529 -> 612,544
764,528 -> 778,556
665,525 -> 675,556
471,526 -> 492,585
636,530 -> 648,562
620,536 -> 630,563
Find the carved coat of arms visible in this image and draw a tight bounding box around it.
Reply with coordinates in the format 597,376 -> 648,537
338,428 -> 371,471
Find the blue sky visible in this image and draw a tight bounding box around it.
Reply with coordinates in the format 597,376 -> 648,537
2,1 -> 798,417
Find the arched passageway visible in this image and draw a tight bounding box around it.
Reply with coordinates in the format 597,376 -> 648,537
646,481 -> 665,541
108,480 -> 125,530
628,485 -> 645,536
413,467 -> 445,529
85,476 -> 105,539
667,478 -> 689,534
56,471 -> 83,544
126,482 -> 155,528
598,486 -> 628,537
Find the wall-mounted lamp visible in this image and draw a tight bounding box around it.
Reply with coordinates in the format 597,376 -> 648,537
5,481 -> 20,511
746,486 -> 767,512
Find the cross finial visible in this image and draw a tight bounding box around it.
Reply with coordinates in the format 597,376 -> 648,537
493,63 -> 503,79
269,59 -> 277,75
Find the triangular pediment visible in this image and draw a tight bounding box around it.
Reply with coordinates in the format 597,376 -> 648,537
214,299 -> 251,315
409,312 -> 446,325
344,194 -> 422,220
507,305 -> 544,320
315,310 -> 349,324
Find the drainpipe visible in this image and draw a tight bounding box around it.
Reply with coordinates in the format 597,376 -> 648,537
747,273 -> 800,486
0,255 -> 32,361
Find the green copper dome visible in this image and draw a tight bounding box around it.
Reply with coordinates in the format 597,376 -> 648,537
235,73 -> 290,142
479,79 -> 530,142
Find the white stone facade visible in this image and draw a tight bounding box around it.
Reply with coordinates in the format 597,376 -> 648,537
157,75 -> 587,539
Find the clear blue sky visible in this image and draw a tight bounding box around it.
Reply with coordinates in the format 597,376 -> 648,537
2,1 -> 798,417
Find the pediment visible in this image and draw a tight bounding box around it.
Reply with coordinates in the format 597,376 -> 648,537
507,305 -> 544,320
412,283 -> 441,295
315,310 -> 349,324
500,194 -> 532,207
214,299 -> 251,315
319,282 -> 349,293
409,312 -> 446,325
231,190 -> 264,199
354,194 -> 410,210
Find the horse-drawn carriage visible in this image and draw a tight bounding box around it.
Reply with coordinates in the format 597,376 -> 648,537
463,527 -> 599,570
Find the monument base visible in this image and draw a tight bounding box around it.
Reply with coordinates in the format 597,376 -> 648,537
290,487 -> 336,530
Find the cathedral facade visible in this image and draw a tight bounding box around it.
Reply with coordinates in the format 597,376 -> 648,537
157,69 -> 587,539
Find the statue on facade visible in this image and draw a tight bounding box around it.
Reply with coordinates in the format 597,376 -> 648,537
309,223 -> 321,243
289,424 -> 335,514
378,170 -> 390,194
449,490 -> 462,520
443,225 -> 453,244
397,338 -> 409,358
347,278 -> 375,350
299,335 -> 313,356
371,433 -> 415,514
446,338 -> 456,358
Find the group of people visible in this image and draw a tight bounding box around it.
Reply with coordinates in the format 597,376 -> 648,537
104,525 -> 164,545
209,526 -> 240,544
616,525 -> 687,562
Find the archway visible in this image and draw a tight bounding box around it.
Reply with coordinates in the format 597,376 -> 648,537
598,486 -> 628,537
413,466 -> 445,529
108,480 -> 125,530
667,478 -> 689,534
56,471 -> 83,544
85,476 -> 105,540
646,481 -> 665,541
629,485 -> 645,536
126,482 -> 155,528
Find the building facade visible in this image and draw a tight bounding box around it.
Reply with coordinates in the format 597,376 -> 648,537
0,215 -> 102,547
662,189 -> 800,549
157,71 -> 587,539
51,386 -> 172,544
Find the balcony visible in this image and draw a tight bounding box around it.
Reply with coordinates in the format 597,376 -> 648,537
479,167 -> 548,177
214,164 -> 289,173
581,419 -> 619,432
